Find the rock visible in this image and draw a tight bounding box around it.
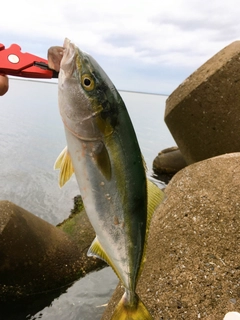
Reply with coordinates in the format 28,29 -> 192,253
165,41 -> 240,164
0,199 -> 104,302
102,153 -> 240,319
153,146 -> 187,175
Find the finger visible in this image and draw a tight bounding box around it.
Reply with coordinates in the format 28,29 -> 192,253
48,46 -> 64,72
0,75 -> 9,96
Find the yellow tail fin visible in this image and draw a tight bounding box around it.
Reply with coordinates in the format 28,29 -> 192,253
111,292 -> 153,320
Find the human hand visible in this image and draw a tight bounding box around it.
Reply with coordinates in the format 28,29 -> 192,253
0,75 -> 9,96
48,46 -> 64,72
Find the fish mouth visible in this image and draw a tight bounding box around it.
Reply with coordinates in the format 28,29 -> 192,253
63,38 -> 75,54
60,38 -> 78,77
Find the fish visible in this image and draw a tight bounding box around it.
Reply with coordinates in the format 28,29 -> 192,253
52,38 -> 164,320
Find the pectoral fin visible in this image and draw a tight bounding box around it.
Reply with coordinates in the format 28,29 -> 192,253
54,146 -> 74,187
92,142 -> 111,181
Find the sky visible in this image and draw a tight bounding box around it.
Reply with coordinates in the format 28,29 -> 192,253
1,0 -> 240,94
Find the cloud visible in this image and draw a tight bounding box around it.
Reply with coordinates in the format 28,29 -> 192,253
1,0 -> 240,94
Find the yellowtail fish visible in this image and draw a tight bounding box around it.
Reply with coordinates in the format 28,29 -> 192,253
52,38 -> 164,319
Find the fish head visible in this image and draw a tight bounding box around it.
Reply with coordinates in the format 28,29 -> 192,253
58,38 -> 120,141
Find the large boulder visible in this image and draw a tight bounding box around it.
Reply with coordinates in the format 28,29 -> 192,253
165,41 -> 240,164
102,153 -> 240,319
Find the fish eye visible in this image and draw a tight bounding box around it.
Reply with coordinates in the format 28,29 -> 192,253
81,74 -> 95,91
84,78 -> 91,86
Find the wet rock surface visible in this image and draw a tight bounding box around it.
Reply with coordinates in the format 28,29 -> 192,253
153,146 -> 187,175
165,41 -> 240,164
102,153 -> 240,319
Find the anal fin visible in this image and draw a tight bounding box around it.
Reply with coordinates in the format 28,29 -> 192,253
88,237 -> 121,280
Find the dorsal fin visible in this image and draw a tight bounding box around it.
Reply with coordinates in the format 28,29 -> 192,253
146,179 -> 164,231
54,146 -> 74,187
137,179 -> 165,279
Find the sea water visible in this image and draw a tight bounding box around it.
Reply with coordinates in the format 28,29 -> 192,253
0,78 -> 175,319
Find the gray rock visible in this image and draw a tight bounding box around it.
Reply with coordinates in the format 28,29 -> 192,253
165,41 -> 240,164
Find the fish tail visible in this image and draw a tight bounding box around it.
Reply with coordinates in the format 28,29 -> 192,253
111,292 -> 153,320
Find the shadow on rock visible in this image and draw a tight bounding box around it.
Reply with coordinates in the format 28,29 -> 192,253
0,196 -> 106,318
0,285 -> 69,320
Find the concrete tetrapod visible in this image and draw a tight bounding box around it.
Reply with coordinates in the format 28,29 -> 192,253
103,153 -> 240,319
0,198 -> 105,303
153,147 -> 187,175
165,41 -> 240,164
